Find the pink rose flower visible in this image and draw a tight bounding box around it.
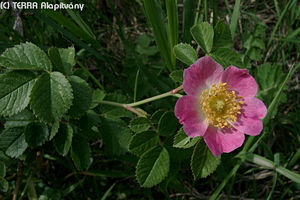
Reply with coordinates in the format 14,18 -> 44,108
175,56 -> 267,157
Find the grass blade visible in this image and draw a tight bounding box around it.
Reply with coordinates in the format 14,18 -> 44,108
182,0 -> 194,43
165,0 -> 178,70
143,0 -> 173,72
229,0 -> 241,40
212,0 -> 218,27
42,10 -> 102,49
242,153 -> 300,184
101,183 -> 116,200
266,0 -> 293,48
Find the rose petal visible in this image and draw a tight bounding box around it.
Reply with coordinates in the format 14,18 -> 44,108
183,56 -> 223,96
174,95 -> 208,137
221,66 -> 258,98
243,97 -> 267,119
203,126 -> 245,157
233,114 -> 263,136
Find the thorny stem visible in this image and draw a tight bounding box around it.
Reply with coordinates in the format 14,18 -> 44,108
99,85 -> 183,116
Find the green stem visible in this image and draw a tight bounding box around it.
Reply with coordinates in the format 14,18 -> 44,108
76,60 -> 104,90
98,85 -> 183,115
204,0 -> 208,22
194,0 -> 202,25
127,85 -> 183,107
13,161 -> 23,200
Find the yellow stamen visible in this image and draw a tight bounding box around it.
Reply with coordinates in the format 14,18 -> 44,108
200,82 -> 244,129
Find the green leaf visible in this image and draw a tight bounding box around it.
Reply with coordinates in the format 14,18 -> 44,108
68,76 -> 92,117
30,72 -> 73,123
173,128 -> 200,149
129,131 -> 159,156
0,127 -> 27,158
136,146 -> 170,187
0,42 -> 52,71
158,111 -> 178,136
48,47 -> 75,75
151,110 -> 165,124
49,121 -> 60,141
213,20 -> 232,49
4,110 -> 35,129
173,43 -> 197,66
101,118 -> 132,156
129,117 -> 151,134
48,47 -> 64,74
169,70 -> 183,83
0,178 -> 8,192
58,47 -> 76,75
190,22 -> 214,53
137,34 -> 151,48
210,48 -> 243,68
255,63 -> 287,119
78,110 -> 101,140
53,124 -> 73,156
0,162 -> 5,178
136,45 -> 159,56
90,89 -> 106,109
25,122 -> 49,147
71,135 -> 93,171
191,139 -> 221,179
0,71 -> 36,116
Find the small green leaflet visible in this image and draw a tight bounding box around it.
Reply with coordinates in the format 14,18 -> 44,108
158,111 -> 178,136
4,110 -> 35,129
191,139 -> 221,179
53,124 -> 73,156
0,71 -> 36,116
173,43 -> 197,65
68,75 -> 92,117
213,20 -> 232,49
101,118 -> 132,156
129,117 -> 151,134
169,70 -> 183,83
71,135 -> 93,170
30,72 -> 73,123
0,42 -> 52,71
136,146 -> 170,187
0,127 -> 27,158
25,122 -> 49,147
191,22 -> 214,53
210,48 -> 243,68
128,131 -> 159,156
173,128 -> 200,149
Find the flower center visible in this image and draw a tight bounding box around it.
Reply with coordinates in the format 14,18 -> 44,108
200,82 -> 244,129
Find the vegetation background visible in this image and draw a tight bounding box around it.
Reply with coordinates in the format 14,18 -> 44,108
0,0 -> 299,199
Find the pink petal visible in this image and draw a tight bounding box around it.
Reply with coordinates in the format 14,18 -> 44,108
233,114 -> 263,136
203,126 -> 245,157
243,97 -> 267,119
174,95 -> 208,137
221,66 -> 258,98
183,56 -> 223,96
